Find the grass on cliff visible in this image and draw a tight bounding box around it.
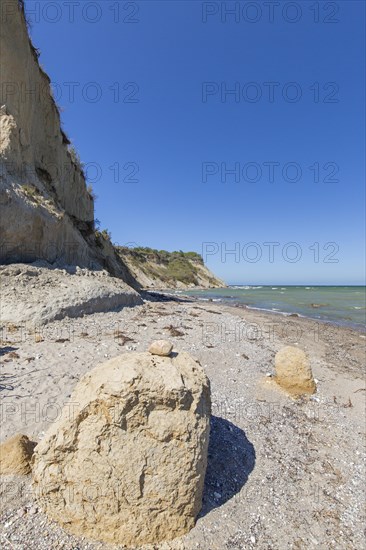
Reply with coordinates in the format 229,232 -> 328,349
95,229 -> 112,248
165,258 -> 198,285
22,184 -> 45,205
68,145 -> 85,175
118,247 -> 203,264
116,247 -> 203,285
22,184 -> 38,199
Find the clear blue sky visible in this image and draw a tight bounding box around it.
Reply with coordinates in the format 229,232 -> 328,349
25,0 -> 365,284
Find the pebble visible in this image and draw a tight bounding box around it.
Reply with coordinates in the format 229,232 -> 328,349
148,339 -> 173,356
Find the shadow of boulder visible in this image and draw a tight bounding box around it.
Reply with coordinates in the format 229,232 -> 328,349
200,415 -> 256,517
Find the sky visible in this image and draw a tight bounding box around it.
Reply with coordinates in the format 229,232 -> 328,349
24,0 -> 365,284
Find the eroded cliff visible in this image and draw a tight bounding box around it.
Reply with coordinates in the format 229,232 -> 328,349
0,0 -> 137,288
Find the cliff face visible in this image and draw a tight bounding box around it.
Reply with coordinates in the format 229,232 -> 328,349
117,248 -> 226,290
0,0 -> 92,223
0,0 -> 138,288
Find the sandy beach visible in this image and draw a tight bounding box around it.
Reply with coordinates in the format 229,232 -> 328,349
1,295 -> 365,549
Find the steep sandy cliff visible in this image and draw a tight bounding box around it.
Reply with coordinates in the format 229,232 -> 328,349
0,0 -> 137,288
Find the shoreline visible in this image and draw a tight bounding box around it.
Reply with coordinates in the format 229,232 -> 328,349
223,301 -> 366,333
145,289 -> 366,333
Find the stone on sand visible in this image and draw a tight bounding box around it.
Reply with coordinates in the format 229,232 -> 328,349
32,350 -> 211,546
274,346 -> 316,396
148,339 -> 173,356
0,434 -> 36,475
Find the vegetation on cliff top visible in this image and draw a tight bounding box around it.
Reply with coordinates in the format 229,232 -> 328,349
116,247 -> 205,286
117,247 -> 203,264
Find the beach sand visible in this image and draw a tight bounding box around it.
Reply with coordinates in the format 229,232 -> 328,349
1,296 -> 365,549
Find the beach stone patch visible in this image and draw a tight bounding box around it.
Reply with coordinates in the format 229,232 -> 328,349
274,346 -> 316,396
0,434 -> 37,475
32,349 -> 211,546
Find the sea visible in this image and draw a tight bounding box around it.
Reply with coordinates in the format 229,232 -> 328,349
173,286 -> 366,330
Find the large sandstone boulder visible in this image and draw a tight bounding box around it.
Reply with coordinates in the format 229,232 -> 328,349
32,351 -> 211,545
0,434 -> 36,475
274,346 -> 316,396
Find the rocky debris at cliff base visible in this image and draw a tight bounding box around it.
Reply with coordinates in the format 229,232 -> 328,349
0,263 -> 142,326
274,345 -> 316,396
32,349 -> 211,546
0,434 -> 37,475
148,339 -> 173,356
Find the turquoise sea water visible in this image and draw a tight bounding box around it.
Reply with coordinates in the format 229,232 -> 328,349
174,286 -> 366,329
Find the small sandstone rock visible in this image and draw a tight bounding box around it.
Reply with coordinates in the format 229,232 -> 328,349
274,346 -> 316,396
148,339 -> 173,356
32,351 -> 211,546
0,434 -> 37,475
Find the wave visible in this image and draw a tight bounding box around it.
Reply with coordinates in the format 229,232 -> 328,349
231,285 -> 263,290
